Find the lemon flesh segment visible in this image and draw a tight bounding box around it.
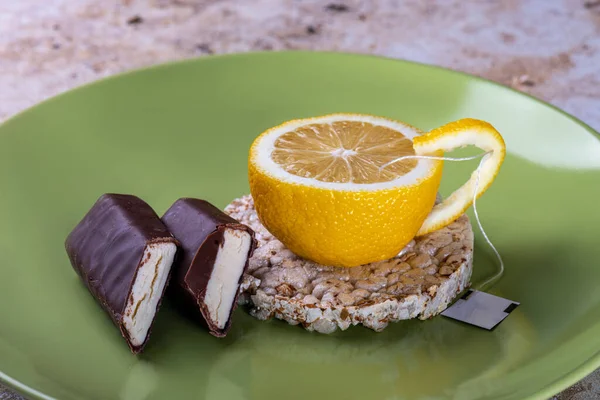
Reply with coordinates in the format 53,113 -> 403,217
248,114 -> 443,267
271,121 -> 418,184
414,118 -> 506,236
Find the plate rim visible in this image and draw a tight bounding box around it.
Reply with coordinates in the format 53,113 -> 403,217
0,50 -> 599,400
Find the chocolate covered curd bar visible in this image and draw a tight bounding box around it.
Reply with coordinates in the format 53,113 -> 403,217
66,194 -> 178,353
162,198 -> 256,337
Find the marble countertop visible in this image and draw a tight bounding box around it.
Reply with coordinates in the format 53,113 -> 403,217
1,0 -> 599,399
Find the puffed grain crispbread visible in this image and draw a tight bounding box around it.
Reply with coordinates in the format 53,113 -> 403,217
227,195 -> 473,333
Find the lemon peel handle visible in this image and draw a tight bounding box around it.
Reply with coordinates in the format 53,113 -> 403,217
413,118 -> 506,236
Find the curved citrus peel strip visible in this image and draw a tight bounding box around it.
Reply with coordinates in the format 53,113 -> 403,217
414,118 -> 506,236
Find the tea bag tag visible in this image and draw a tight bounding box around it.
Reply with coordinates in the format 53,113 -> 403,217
441,289 -> 519,330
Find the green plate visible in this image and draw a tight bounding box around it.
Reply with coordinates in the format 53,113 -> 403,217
1,52 -> 600,400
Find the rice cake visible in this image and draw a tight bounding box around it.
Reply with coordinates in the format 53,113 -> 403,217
226,195 -> 473,334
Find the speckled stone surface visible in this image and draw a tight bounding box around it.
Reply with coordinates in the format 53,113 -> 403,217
1,1 -> 599,399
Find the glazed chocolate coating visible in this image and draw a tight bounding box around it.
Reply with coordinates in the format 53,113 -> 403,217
65,193 -> 178,353
162,198 -> 256,337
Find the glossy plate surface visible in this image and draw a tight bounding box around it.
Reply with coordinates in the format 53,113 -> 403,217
1,52 -> 600,400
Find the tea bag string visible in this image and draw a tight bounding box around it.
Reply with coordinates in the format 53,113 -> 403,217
380,152 -> 504,291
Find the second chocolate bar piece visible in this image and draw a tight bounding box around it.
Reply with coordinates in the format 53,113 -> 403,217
162,198 -> 256,337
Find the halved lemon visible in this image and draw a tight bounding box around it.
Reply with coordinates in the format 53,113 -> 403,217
249,114 -> 505,267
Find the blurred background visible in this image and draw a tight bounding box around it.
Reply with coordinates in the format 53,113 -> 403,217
0,1 -> 599,399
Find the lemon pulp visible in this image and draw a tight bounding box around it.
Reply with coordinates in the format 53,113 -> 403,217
271,121 -> 417,184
